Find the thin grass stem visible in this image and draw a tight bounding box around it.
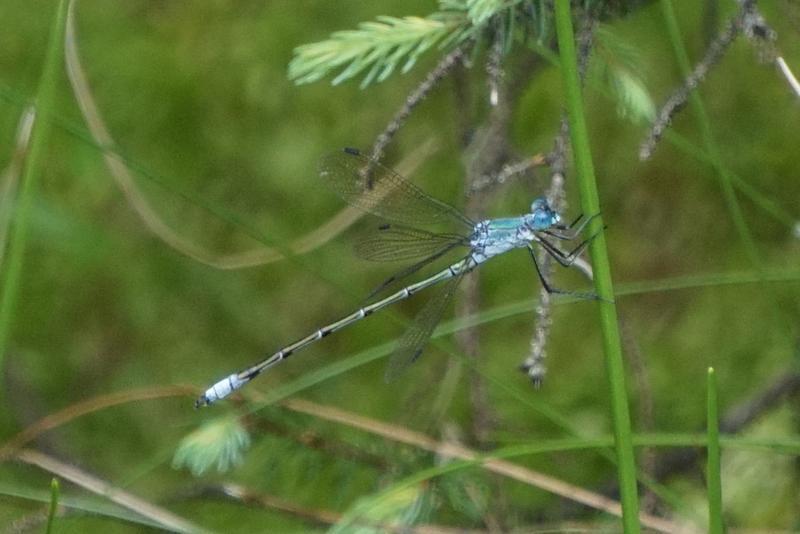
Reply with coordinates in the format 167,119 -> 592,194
553,2 -> 641,532
45,478 -> 59,534
0,0 -> 69,402
706,367 -> 723,533
658,0 -> 761,268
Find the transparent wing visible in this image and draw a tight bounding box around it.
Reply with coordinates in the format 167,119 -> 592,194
319,148 -> 475,230
354,224 -> 469,262
384,261 -> 468,382
365,238 -> 467,300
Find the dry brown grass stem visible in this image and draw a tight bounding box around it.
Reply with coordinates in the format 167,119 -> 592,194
15,448 -> 207,533
3,385 -> 680,531
282,398 -> 680,533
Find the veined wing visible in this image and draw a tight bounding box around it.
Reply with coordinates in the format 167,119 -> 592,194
384,260 -> 468,382
319,148 -> 475,230
365,239 -> 467,300
356,224 -> 470,300
354,224 -> 469,262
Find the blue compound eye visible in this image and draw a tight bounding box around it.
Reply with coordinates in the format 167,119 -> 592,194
530,197 -> 548,212
529,197 -> 557,229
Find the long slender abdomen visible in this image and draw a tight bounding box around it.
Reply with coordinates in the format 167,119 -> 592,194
195,257 -> 475,407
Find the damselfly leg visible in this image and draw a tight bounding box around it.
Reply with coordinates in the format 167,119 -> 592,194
546,212 -> 600,240
526,221 -> 604,298
537,222 -> 605,268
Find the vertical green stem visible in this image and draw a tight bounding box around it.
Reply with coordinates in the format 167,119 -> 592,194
553,3 -> 640,532
706,367 -> 723,533
46,477 -> 60,534
0,0 -> 69,396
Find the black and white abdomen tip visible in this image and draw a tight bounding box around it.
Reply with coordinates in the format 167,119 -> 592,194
195,373 -> 247,408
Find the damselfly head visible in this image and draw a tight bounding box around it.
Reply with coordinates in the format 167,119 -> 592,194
528,197 -> 560,230
530,197 -> 549,212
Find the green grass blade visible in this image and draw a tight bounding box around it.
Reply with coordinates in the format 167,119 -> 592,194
663,130 -> 796,229
46,478 -> 60,534
658,0 -> 759,262
323,429 -> 800,532
707,368 -> 723,534
0,480 -> 167,529
0,0 -> 69,405
528,39 -> 797,231
553,2 -> 640,532
233,264 -> 800,424
657,0 -> 792,337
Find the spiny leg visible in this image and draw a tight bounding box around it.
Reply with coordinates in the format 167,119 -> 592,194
537,224 -> 605,267
536,238 -> 584,268
539,239 -> 617,305
538,227 -> 617,302
527,245 -> 589,298
548,214 -> 601,241
551,212 -> 584,232
534,229 -> 595,267
527,245 -> 599,300
527,245 -> 558,294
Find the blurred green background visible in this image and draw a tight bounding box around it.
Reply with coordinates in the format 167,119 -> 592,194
1,0 -> 799,531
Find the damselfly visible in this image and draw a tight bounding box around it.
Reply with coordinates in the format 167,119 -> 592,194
196,147 -> 599,407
